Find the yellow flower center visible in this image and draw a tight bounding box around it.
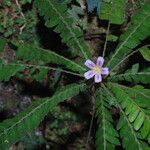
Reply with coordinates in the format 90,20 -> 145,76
93,66 -> 101,74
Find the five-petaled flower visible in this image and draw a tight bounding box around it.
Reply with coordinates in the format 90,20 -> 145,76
84,56 -> 109,83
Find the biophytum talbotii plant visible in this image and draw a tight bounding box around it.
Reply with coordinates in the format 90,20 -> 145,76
0,0 -> 150,150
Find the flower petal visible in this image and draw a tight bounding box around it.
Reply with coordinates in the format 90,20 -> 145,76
94,74 -> 102,83
84,59 -> 95,69
96,56 -> 104,67
84,70 -> 95,79
101,67 -> 109,75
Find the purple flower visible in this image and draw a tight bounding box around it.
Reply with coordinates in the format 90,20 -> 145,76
84,56 -> 109,83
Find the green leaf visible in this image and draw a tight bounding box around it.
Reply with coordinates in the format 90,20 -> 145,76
0,62 -> 25,81
140,119 -> 150,139
34,0 -> 91,59
15,42 -> 85,74
103,84 -> 150,150
131,63 -> 139,74
122,85 -> 150,139
118,113 -> 147,150
0,83 -> 86,149
106,2 -> 150,71
106,83 -> 150,143
0,38 -> 7,53
139,47 -> 150,62
31,68 -> 48,82
134,112 -> 145,131
109,71 -> 150,84
128,106 -> 139,123
96,87 -> 120,150
107,34 -> 118,42
99,0 -> 126,25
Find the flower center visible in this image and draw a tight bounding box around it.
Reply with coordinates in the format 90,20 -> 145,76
93,66 -> 101,74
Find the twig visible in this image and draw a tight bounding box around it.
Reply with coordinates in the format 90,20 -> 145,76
102,21 -> 111,57
102,1 -> 113,58
86,105 -> 95,148
15,0 -> 24,18
19,24 -> 26,34
85,86 -> 95,149
15,0 -> 26,34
